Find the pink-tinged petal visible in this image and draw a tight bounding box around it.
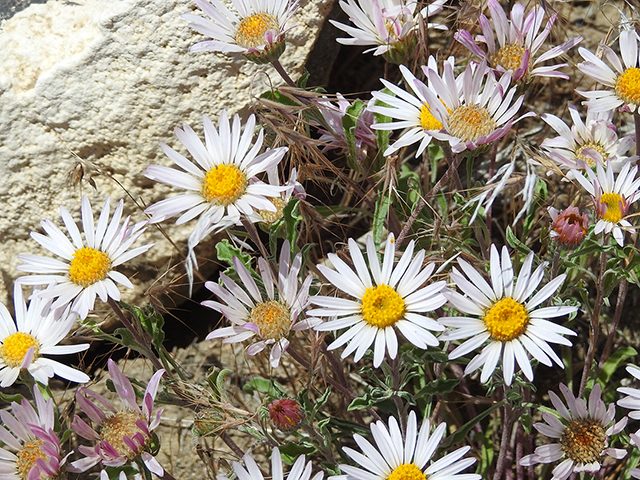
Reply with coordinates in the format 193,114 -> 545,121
142,369 -> 165,418
107,359 -> 140,413
142,452 -> 164,476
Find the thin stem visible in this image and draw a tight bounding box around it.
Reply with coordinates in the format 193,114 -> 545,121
599,278 -> 628,369
442,143 -> 463,191
107,298 -> 165,373
486,143 -> 498,241
551,249 -> 561,279
390,356 -> 406,432
635,111 -> 640,167
579,248 -> 607,396
271,59 -> 297,88
396,151 -> 465,246
300,422 -> 336,463
492,388 -> 514,480
288,346 -> 381,422
221,431 -> 246,458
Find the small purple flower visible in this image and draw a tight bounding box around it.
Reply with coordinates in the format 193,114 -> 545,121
455,0 -> 581,82
520,383 -> 627,480
0,385 -> 69,480
315,94 -> 378,162
70,359 -> 165,476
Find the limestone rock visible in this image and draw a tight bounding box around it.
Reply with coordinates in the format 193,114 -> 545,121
0,0 -> 331,308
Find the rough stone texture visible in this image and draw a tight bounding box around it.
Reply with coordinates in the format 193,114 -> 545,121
0,0 -> 333,307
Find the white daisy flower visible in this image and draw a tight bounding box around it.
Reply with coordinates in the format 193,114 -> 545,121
439,244 -> 577,386
0,283 -> 89,387
617,364 -> 640,419
0,385 -> 69,480
183,0 -> 299,64
421,60 -> 529,153
202,240 -> 319,368
144,110 -> 288,246
17,196 -> 152,320
220,447 -> 323,480
520,383 -> 627,480
369,57 -> 453,157
253,166 -> 305,225
571,160 -> 640,246
577,29 -> 640,112
330,0 -> 446,63
455,0 -> 581,82
336,411 -> 480,480
541,103 -> 634,172
308,234 -> 447,368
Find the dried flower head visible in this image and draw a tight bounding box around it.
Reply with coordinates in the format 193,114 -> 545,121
549,206 -> 589,248
267,398 -> 303,430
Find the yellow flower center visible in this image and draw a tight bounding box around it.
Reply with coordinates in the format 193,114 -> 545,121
69,247 -> 112,287
560,418 -> 606,465
491,43 -> 526,72
16,439 -> 48,480
448,105 -> 497,143
259,197 -> 286,224
387,463 -> 426,480
420,103 -> 443,131
384,20 -> 400,40
249,300 -> 292,341
236,13 -> 279,48
101,411 -> 149,460
575,141 -> 607,167
483,297 -> 529,342
361,284 -> 406,328
201,164 -> 248,206
615,67 -> 640,106
1,332 -> 40,368
600,192 -> 624,223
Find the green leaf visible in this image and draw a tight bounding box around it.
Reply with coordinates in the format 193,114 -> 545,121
260,88 -> 300,107
440,400 -> 507,449
505,226 -> 531,255
414,378 -> 460,397
342,99 -> 367,172
597,347 -> 637,386
216,239 -> 253,268
0,391 -> 24,403
284,199 -> 303,247
373,193 -> 391,246
297,71 -> 311,89
205,368 -> 232,401
371,88 -> 392,159
278,442 -> 317,464
242,377 -> 285,397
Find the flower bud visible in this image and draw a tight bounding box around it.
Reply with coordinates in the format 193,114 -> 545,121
267,399 -> 302,430
549,206 -> 589,248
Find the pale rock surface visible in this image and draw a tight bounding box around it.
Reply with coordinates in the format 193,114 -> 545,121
0,0 -> 332,307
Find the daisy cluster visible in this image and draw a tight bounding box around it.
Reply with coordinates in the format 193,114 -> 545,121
6,1 -> 640,480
